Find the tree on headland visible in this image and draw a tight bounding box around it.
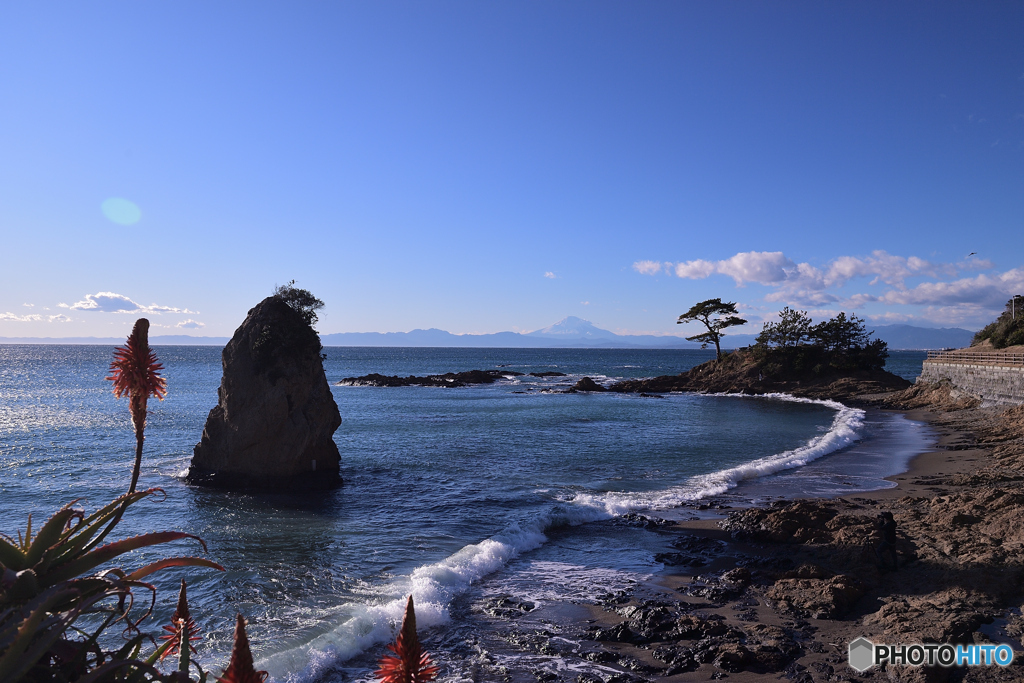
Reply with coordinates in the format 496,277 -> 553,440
677,298 -> 748,360
752,308 -> 888,374
756,307 -> 812,349
274,279 -> 325,328
973,296 -> 1024,349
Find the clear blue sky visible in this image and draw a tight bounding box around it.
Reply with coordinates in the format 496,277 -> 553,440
2,2 -> 1022,339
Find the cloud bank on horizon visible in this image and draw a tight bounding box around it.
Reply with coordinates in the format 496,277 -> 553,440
63,292 -> 197,316
634,250 -> 1023,327
0,293 -> 203,334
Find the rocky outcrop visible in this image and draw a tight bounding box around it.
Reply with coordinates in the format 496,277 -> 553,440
188,297 -> 342,490
609,350 -> 911,403
566,377 -> 607,393
337,369 -> 522,387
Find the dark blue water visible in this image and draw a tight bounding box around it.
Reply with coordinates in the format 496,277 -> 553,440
0,346 -> 928,681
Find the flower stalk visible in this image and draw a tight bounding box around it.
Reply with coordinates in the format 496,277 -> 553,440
106,318 -> 167,494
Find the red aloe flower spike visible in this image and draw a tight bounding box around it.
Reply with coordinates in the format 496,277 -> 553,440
106,318 -> 167,494
160,579 -> 202,662
218,614 -> 268,683
375,596 -> 439,683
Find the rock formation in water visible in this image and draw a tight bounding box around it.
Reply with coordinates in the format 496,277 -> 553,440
565,377 -> 607,393
609,348 -> 910,403
337,369 -> 522,388
188,296 -> 342,489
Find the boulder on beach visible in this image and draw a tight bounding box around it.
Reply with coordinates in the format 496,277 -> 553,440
188,296 -> 342,490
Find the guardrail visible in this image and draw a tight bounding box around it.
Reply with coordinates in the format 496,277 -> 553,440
925,350 -> 1024,367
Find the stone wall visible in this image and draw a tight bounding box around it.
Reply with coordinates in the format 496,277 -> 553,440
919,361 -> 1024,406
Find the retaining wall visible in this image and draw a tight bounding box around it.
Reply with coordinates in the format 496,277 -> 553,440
919,361 -> 1024,406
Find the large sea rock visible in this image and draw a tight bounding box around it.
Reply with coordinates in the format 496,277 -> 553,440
188,297 -> 342,490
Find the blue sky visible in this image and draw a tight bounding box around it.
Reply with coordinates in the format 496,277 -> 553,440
2,2 -> 1022,339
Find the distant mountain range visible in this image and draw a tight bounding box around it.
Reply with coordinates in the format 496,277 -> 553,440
0,316 -> 977,350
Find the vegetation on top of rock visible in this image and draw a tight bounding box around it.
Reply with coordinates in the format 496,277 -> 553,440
972,295 -> 1024,349
273,279 -> 325,328
677,299 -> 747,360
752,308 -> 888,377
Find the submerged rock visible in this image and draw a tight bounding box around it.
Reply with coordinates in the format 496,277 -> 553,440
188,297 -> 342,490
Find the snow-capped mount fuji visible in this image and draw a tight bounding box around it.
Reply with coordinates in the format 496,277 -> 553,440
526,316 -> 619,340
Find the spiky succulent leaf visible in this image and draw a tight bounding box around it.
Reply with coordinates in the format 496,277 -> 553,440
127,557 -> 225,582
42,531 -> 207,586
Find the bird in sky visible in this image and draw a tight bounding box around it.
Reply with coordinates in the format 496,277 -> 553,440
967,252 -> 977,258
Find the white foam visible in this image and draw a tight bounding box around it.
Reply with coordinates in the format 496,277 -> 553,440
567,393 -> 865,515
263,393 -> 864,682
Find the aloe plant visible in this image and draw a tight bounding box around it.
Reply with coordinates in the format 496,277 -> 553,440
0,321 -> 225,682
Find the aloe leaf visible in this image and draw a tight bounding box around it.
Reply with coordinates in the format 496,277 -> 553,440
126,556 -> 225,581
144,637 -> 176,666
42,531 -> 205,586
0,536 -> 27,571
48,490 -> 158,564
24,506 -> 80,568
0,588 -> 79,681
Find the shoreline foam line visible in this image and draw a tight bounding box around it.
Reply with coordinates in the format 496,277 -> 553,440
262,393 -> 864,682
568,393 -> 865,515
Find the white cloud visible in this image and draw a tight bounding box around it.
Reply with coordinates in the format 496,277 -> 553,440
22,303 -> 33,308
635,247 -> 1024,326
69,292 -> 196,315
673,259 -> 718,280
580,301 -> 590,306
670,252 -> 795,285
632,260 -> 663,275
544,272 -> 556,279
877,269 -> 1024,307
0,312 -> 73,323
175,319 -> 205,329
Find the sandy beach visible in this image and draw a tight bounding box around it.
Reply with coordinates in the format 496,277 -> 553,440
456,384 -> 1024,683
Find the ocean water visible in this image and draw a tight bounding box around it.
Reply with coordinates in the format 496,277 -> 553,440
0,346 -> 931,681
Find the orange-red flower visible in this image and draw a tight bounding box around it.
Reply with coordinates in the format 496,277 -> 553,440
375,596 -> 439,683
107,318 -> 166,493
161,579 -> 201,661
107,318 -> 166,428
218,614 -> 268,683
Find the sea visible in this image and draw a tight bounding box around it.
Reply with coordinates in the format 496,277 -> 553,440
0,346 -> 933,681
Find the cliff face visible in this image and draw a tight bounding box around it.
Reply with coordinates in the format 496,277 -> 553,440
188,297 -> 342,490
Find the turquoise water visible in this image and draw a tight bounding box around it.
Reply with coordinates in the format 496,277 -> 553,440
0,346 -> 927,681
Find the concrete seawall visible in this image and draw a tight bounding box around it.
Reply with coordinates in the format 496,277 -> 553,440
919,361 -> 1024,406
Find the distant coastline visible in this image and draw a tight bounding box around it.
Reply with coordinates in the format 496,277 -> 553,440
0,323 -> 974,350
0,316 -> 976,350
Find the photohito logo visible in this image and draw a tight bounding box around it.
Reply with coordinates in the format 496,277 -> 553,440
848,637 -> 1014,671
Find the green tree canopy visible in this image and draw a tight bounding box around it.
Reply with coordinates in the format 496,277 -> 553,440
808,311 -> 872,353
756,307 -> 812,348
677,298 -> 748,360
972,296 -> 1024,348
273,280 -> 325,328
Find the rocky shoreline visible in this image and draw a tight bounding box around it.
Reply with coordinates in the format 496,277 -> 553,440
425,382 -> 1024,683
